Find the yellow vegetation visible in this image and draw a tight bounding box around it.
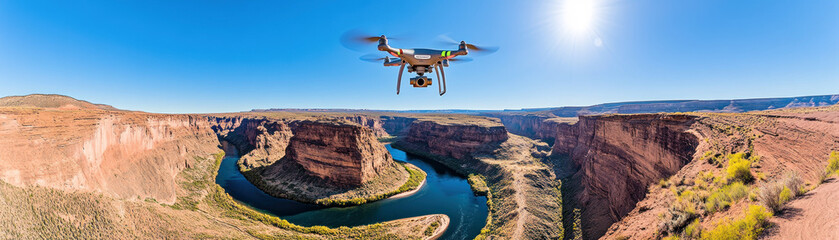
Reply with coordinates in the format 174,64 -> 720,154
726,153 -> 753,183
701,205 -> 772,240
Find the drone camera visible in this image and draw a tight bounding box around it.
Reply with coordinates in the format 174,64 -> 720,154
410,76 -> 432,88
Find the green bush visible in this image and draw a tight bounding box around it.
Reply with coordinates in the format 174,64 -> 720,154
705,182 -> 749,214
726,153 -> 753,183
701,205 -> 772,240
424,221 -> 440,236
779,186 -> 792,205
467,174 -> 490,196
683,218 -> 702,239
827,151 -> 839,175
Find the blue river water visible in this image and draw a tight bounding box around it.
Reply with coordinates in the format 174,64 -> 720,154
215,144 -> 488,240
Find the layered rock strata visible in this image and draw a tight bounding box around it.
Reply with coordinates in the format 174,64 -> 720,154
401,120 -> 509,160
286,120 -> 394,186
552,114 -> 700,238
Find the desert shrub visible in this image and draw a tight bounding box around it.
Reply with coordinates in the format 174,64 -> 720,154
705,191 -> 730,214
704,151 -> 722,166
659,202 -> 698,235
726,153 -> 753,183
779,186 -> 792,205
827,151 -> 839,175
818,169 -> 829,184
682,218 -> 702,239
726,182 -> 749,200
701,205 -> 772,240
424,221 -> 440,236
757,181 -> 785,213
659,179 -> 669,188
781,171 -> 804,196
467,174 -> 490,196
704,182 -> 748,213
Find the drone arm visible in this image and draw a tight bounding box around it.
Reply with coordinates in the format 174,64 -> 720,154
396,61 -> 405,95
378,42 -> 401,57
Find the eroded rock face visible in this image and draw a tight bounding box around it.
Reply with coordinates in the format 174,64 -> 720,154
286,120 -> 393,186
336,115 -> 390,138
485,114 -> 557,141
402,120 -> 508,160
0,109 -> 220,204
212,117 -> 294,170
553,114 -> 700,238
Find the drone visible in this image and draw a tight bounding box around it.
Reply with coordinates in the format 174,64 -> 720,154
342,32 -> 497,96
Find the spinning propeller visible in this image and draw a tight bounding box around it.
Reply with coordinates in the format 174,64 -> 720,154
436,34 -> 499,54
359,54 -> 391,62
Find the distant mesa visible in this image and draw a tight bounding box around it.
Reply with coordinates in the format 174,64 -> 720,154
250,94 -> 839,116
0,94 -> 118,111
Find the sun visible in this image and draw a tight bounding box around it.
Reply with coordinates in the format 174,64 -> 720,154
561,0 -> 597,37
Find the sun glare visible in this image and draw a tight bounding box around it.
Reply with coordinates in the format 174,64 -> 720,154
561,0 -> 597,37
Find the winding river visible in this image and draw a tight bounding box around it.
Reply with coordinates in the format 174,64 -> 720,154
215,145 -> 489,240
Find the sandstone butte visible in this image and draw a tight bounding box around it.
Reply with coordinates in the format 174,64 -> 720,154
2,93 -> 839,240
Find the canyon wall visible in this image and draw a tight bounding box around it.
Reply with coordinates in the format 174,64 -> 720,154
286,120 -> 394,186
600,107 -> 839,239
483,114 -> 560,142
379,116 -> 417,136
0,108 -> 403,203
401,120 -> 509,160
335,115 -> 390,137
0,109 -> 220,204
212,117 -> 295,169
552,114 -> 700,238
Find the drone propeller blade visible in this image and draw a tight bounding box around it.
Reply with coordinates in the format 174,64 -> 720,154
448,57 -> 473,63
340,29 -> 405,51
359,54 -> 388,62
435,34 -> 499,55
464,44 -> 498,54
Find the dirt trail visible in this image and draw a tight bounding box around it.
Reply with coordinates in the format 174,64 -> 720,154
764,178 -> 839,240
509,148 -> 542,240
511,170 -> 529,239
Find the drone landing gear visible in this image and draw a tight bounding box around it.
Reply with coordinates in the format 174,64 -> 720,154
396,63 -> 446,96
434,64 -> 447,96
396,61 -> 406,95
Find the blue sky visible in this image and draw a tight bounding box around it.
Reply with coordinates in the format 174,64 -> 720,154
1,1 -> 837,113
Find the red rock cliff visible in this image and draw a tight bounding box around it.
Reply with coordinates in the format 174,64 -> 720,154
0,109 -> 221,204
484,114 -> 556,141
553,114 -> 700,238
286,120 -> 394,186
401,119 -> 509,160
212,117 -> 294,169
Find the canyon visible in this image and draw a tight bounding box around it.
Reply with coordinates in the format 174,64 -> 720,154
2,94 -> 839,240
0,96 -> 443,239
491,105 -> 839,239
